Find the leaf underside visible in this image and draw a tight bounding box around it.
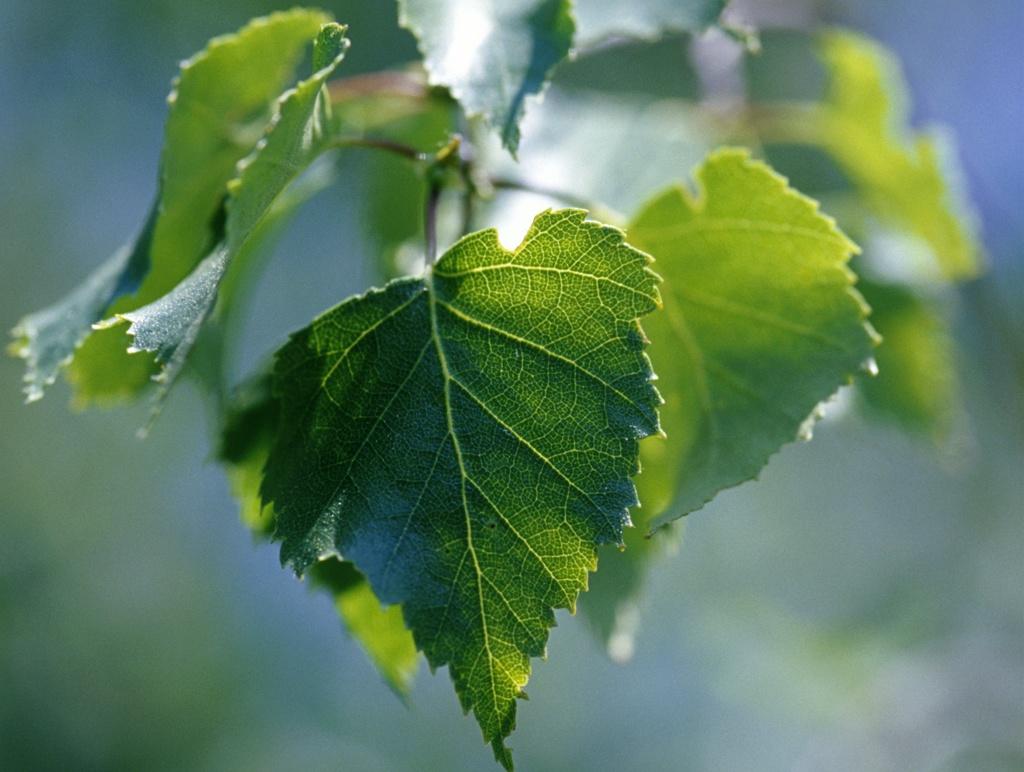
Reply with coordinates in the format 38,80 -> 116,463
398,0 -> 574,154
573,0 -> 724,43
103,23 -> 350,420
10,9 -> 330,404
262,209 -> 660,767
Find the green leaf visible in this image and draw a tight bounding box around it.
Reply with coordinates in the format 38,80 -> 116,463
856,278 -> 958,438
218,371 -> 420,696
10,9 -> 331,405
398,0 -> 573,154
817,30 -> 982,280
573,0 -> 724,44
628,149 -> 877,529
581,150 -> 877,651
261,209 -> 661,768
9,206 -> 155,403
100,24 -> 350,420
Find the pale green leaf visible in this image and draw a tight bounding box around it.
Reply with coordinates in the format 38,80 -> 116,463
261,209 -> 661,768
817,30 -> 982,280
10,9 -> 330,405
582,150 -> 877,650
398,0 -> 573,154
574,0 -> 724,44
628,149 -> 877,530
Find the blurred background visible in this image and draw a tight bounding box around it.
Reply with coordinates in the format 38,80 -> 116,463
1,1 -> 1020,770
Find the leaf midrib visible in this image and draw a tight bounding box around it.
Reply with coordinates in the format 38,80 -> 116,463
426,271 -> 503,726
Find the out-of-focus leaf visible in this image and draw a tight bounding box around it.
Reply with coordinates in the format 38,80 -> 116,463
817,30 -> 982,280
573,0 -> 724,44
219,370 -> 280,534
553,36 -> 703,98
398,0 -> 573,154
261,210 -> 661,768
100,25 -> 350,420
10,9 -> 331,405
856,278 -> 958,438
218,371 -> 420,695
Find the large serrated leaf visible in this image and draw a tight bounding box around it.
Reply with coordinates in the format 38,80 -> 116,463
632,149 -> 877,528
582,150 -> 877,649
261,209 -> 660,768
398,0 -> 573,154
10,9 -> 330,404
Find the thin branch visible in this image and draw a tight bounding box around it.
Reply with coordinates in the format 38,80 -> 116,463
330,136 -> 427,162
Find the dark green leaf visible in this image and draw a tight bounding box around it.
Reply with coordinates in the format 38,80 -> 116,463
262,209 -> 660,768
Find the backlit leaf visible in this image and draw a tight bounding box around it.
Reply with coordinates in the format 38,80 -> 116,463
261,209 -> 660,767
629,149 -> 877,531
581,149 -> 877,650
309,558 -> 421,697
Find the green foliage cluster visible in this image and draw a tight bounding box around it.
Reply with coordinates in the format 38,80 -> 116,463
11,4 -> 981,767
